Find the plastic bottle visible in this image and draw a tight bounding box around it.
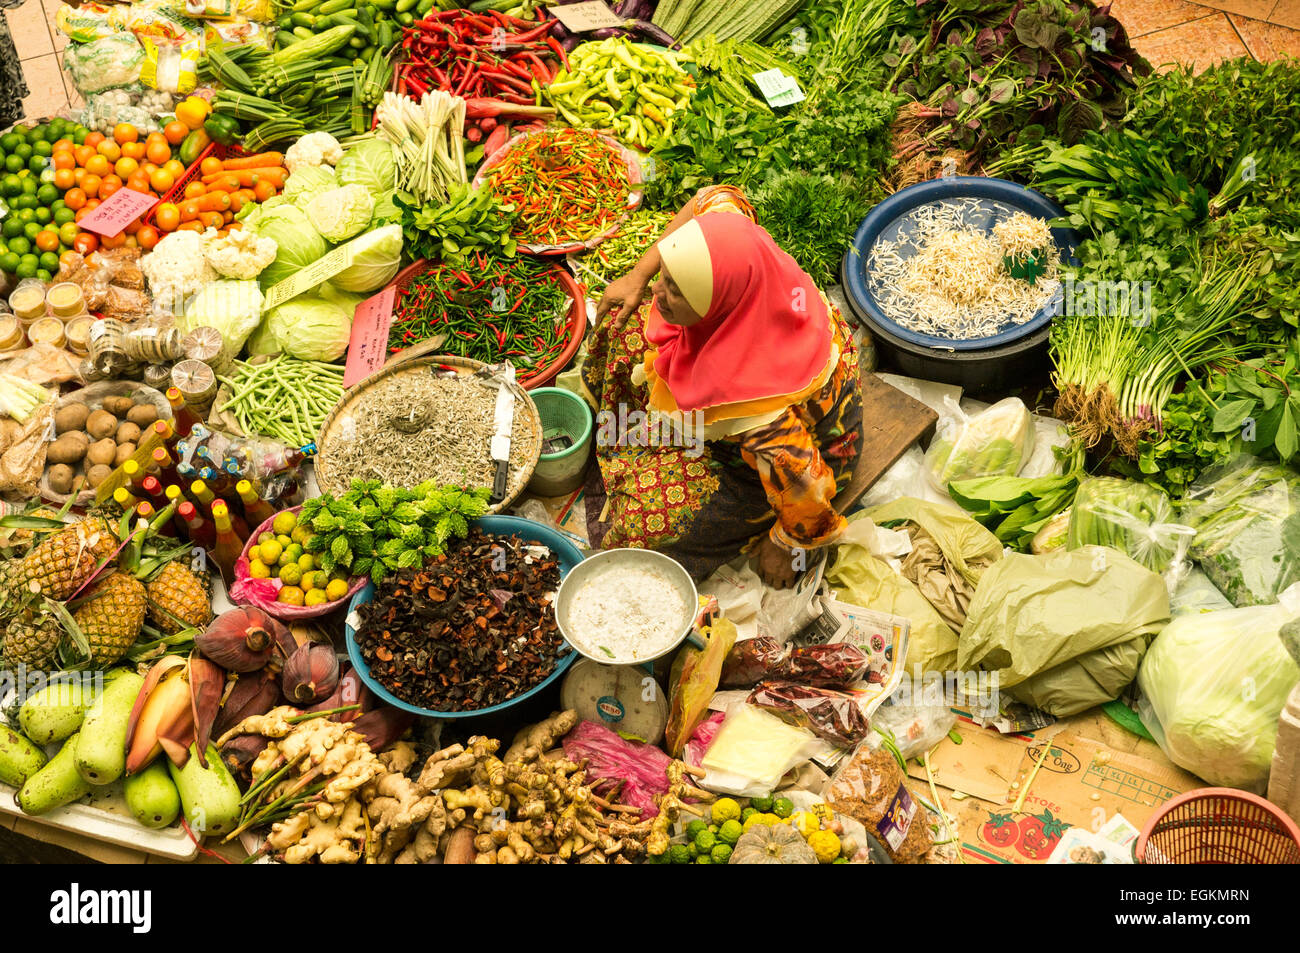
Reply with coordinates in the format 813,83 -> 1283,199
210,501 -> 243,585
166,387 -> 202,439
236,479 -> 275,527
1268,684 -> 1300,824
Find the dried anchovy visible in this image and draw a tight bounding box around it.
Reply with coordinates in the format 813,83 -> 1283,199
354,531 -> 565,712
319,372 -> 535,492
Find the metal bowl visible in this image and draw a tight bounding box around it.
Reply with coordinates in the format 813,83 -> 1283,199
343,515 -> 583,720
554,548 -> 698,666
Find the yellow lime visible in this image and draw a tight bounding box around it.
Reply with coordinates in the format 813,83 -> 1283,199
325,578 -> 348,602
258,540 -> 283,565
297,553 -> 315,572
272,511 -> 298,536
278,563 -> 302,586
276,534 -> 293,548
277,585 -> 305,606
291,524 -> 312,545
304,588 -> 328,606
248,558 -> 271,579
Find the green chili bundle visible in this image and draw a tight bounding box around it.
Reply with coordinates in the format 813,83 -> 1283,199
571,209 -> 672,295
388,253 -> 572,377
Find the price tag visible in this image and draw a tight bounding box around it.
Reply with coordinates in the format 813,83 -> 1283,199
262,239 -> 358,310
752,68 -> 805,108
547,0 -> 622,31
77,188 -> 158,237
342,285 -> 396,387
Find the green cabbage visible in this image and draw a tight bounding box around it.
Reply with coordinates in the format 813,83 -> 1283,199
177,279 -> 265,361
336,137 -> 396,197
263,295 -> 353,362
250,204 -> 328,290
331,223 -> 403,293
281,165 -> 338,210
306,184 -> 374,243
370,190 -> 400,227
1138,599 -> 1300,792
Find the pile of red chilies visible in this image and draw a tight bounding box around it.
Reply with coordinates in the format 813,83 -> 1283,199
398,11 -> 568,123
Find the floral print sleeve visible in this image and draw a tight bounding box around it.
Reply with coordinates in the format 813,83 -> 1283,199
692,185 -> 756,220
739,409 -> 847,550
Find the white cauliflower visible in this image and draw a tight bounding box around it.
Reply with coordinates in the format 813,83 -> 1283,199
285,131 -> 343,175
203,227 -> 278,280
140,231 -> 215,315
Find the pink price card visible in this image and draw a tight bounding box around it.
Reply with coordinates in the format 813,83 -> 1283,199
77,187 -> 158,237
343,285 -> 397,387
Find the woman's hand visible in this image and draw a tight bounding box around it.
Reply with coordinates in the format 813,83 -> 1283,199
595,272 -> 650,329
753,536 -> 797,590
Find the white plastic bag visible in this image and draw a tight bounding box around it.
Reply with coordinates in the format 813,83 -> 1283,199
924,396 -> 1035,492
697,704 -> 826,796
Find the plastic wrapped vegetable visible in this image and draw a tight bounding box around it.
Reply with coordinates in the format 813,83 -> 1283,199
720,637 -> 870,689
925,397 -> 1035,491
747,681 -> 871,748
1067,477 -> 1192,574
1182,457 -> 1300,607
1137,589 -> 1300,792
62,34 -> 144,93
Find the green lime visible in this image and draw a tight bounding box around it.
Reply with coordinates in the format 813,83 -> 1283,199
15,208 -> 33,224
13,144 -> 31,162
20,176 -> 36,195
13,257 -> 36,279
9,125 -> 27,140
58,222 -> 77,245
50,198 -> 64,212
32,141 -> 51,157
22,222 -> 40,240
7,235 -> 29,255
53,207 -> 74,226
36,184 -> 57,205
27,155 -> 46,174
26,125 -> 46,142
2,156 -> 21,175
33,207 -> 51,225
73,127 -> 87,144
0,133 -> 19,153
1,217 -> 20,238
0,252 -> 17,273
35,268 -> 51,283
38,167 -> 54,185
12,195 -> 36,211
38,251 -> 59,272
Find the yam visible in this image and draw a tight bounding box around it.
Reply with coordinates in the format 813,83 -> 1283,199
102,396 -> 134,418
46,433 -> 88,466
86,464 -> 112,489
54,403 -> 90,435
126,404 -> 158,427
114,443 -> 136,466
47,464 -> 76,495
86,438 -> 116,468
116,422 -> 142,445
86,410 -> 118,440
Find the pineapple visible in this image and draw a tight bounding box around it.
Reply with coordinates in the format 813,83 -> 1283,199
15,517 -> 117,601
1,605 -> 63,671
71,572 -> 146,667
146,562 -> 212,634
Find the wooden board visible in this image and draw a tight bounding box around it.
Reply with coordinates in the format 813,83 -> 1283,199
836,369 -> 938,513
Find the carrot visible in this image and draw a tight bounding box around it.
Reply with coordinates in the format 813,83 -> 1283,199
200,211 -> 225,230
203,172 -> 243,191
177,220 -> 203,233
200,167 -> 287,188
221,152 -> 285,171
252,179 -> 278,202
195,191 -> 231,213
226,188 -> 256,213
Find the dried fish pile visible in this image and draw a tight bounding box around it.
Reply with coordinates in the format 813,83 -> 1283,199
867,198 -> 1060,340
319,371 -> 536,493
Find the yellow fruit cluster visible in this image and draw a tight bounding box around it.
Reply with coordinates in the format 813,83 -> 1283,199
244,510 -> 350,606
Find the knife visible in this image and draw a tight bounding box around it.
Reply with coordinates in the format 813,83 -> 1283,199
490,371 -> 516,503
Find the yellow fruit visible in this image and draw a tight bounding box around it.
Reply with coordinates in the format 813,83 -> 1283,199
73,572 -> 146,667
145,562 -> 212,634
258,541 -> 282,565
807,829 -> 841,864
277,585 -> 305,606
325,578 -> 348,602
278,564 -> 302,586
791,812 -> 821,837
711,798 -> 741,825
297,553 -> 315,572
304,589 -> 327,606
291,525 -> 312,545
272,511 -> 297,536
249,559 -> 271,579
174,96 -> 210,130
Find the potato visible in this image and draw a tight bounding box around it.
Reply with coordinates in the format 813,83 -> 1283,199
46,433 -> 88,466
47,464 -> 76,495
54,403 -> 90,435
85,410 -> 118,441
86,464 -> 113,489
102,396 -> 134,417
125,404 -> 158,427
86,438 -> 116,468
114,443 -> 136,466
116,421 -> 142,445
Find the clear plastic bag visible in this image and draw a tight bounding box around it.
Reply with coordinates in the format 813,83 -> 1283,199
867,698 -> 957,761
747,680 -> 871,747
62,34 -> 145,94
1067,476 -> 1194,576
924,396 -> 1035,491
825,744 -> 933,864
720,637 -> 870,689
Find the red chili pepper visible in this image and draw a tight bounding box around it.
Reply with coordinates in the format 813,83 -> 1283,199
511,20 -> 556,43
523,51 -> 552,85
545,35 -> 569,72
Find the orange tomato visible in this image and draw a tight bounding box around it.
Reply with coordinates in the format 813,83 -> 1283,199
163,121 -> 189,146
183,181 -> 206,199
73,232 -> 99,254
34,229 -> 60,253
121,141 -> 146,160
63,188 -> 86,210
114,157 -> 139,178
52,151 -> 75,171
136,225 -> 160,250
113,123 -> 139,145
84,198 -> 100,211
149,168 -> 175,193
72,168 -> 86,185
123,217 -> 141,235
74,207 -> 91,223
127,171 -> 153,194
162,159 -> 185,179
200,156 -> 224,177
97,141 -> 121,163
99,179 -> 121,200
99,231 -> 127,249
52,138 -> 73,152
84,131 -> 105,148
84,154 -> 110,177
73,144 -> 96,166
53,168 -> 75,190
155,203 -> 181,231
146,140 -> 171,166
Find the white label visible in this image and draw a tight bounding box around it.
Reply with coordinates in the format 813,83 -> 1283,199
752,69 -> 805,108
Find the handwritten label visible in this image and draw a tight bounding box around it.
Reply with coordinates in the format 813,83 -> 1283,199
262,240 -> 357,310
547,0 -> 622,31
343,285 -> 396,387
752,69 -> 805,108
77,188 -> 158,237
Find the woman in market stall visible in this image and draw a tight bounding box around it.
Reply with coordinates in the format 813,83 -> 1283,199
588,185 -> 862,587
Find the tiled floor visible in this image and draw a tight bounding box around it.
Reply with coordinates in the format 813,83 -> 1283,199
6,0 -> 1300,122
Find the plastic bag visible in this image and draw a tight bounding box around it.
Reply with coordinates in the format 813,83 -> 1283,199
924,396 -> 1035,491
859,445 -> 961,512
0,343 -> 83,387
1169,568 -> 1232,617
867,699 -> 957,761
56,2 -> 129,43
1137,588 -> 1300,792
698,704 -> 824,796
958,547 -> 1171,717
664,614 -> 736,757
720,637 -> 869,689
1067,477 -> 1193,575
62,34 -> 145,94
562,720 -> 672,816
826,745 -> 933,864
683,711 -> 724,767
748,681 -> 871,747
1183,456 -> 1300,607
204,16 -> 272,51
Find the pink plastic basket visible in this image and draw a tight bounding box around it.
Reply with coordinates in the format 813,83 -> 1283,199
227,504 -> 366,620
1135,788 -> 1300,864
